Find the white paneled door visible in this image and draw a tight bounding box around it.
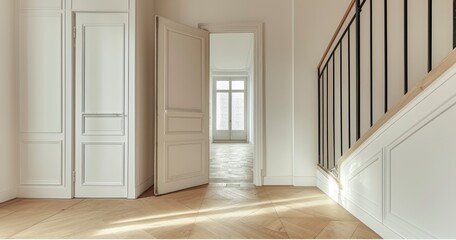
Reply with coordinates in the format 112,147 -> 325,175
75,13 -> 129,198
155,16 -> 209,195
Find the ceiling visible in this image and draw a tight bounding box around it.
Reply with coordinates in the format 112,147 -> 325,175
210,33 -> 254,71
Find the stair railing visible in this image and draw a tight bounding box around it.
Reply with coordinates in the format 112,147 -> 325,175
317,0 -> 455,177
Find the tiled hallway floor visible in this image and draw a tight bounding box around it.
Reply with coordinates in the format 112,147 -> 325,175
0,186 -> 381,239
210,143 -> 253,184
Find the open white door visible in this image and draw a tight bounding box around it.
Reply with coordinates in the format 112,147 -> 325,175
155,16 -> 209,195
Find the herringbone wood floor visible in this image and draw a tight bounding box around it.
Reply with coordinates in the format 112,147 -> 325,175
0,185 -> 381,239
210,143 -> 253,184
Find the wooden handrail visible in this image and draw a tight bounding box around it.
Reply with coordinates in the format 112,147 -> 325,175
336,48 -> 456,166
317,0 -> 356,70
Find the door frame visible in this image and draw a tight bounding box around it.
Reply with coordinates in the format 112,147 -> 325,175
199,22 -> 264,186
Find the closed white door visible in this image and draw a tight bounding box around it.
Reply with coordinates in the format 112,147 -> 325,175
213,77 -> 248,142
155,16 -> 209,195
75,13 -> 129,198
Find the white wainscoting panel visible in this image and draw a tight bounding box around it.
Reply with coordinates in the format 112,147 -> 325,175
18,6 -> 70,198
20,141 -> 63,186
71,0 -> 129,11
20,0 -> 63,10
342,151 -> 383,222
20,12 -> 63,133
384,99 -> 456,239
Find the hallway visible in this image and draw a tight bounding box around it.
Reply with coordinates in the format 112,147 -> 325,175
210,144 -> 254,184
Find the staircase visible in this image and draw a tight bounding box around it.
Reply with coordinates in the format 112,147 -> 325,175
316,0 -> 456,238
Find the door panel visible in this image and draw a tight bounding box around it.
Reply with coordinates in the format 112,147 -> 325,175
83,25 -> 125,114
82,143 -> 125,186
75,13 -> 128,198
155,16 -> 209,195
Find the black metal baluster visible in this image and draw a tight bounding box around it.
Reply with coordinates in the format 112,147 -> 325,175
322,66 -> 325,168
454,0 -> 456,48
318,69 -> 321,166
348,28 -> 352,148
326,65 -> 329,167
332,55 -> 336,168
404,0 -> 409,94
370,0 -> 374,127
428,0 -> 433,72
356,0 -> 361,140
340,42 -> 343,157
384,0 -> 388,113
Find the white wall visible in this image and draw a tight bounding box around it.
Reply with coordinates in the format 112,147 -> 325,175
0,0 -> 18,202
135,0 -> 155,196
155,0 -> 294,183
293,0 -> 351,185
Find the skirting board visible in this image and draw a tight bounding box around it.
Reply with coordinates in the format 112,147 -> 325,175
18,187 -> 71,199
316,171 -> 401,239
135,176 -> 153,199
263,176 -> 317,186
263,176 -> 292,185
293,176 -> 317,186
0,188 -> 17,204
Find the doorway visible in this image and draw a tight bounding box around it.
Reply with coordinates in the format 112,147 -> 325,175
154,19 -> 264,195
209,33 -> 254,184
199,23 -> 264,187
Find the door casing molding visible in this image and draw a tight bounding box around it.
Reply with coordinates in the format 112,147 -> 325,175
199,22 -> 265,186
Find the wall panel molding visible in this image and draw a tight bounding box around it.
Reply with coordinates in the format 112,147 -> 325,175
19,140 -> 63,186
20,0 -> 63,10
19,11 -> 64,134
71,0 -> 129,12
384,94 -> 456,239
342,151 -> 383,222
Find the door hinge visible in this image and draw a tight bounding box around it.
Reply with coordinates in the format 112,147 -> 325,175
72,26 -> 76,39
72,171 -> 76,183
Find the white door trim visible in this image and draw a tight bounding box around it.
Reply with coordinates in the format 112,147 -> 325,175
127,0 -> 136,199
199,22 -> 265,186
